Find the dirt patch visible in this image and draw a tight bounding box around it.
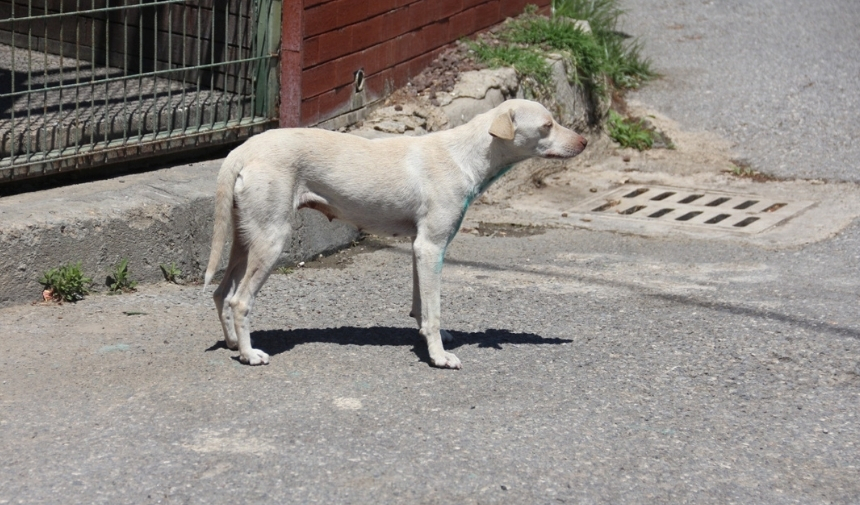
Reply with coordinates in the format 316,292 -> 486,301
406,42 -> 486,105
461,222 -> 547,238
288,222 -> 546,274
289,235 -> 399,271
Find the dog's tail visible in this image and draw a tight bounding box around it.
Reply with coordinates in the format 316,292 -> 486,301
203,151 -> 243,290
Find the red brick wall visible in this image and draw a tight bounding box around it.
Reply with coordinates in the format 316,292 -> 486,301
281,0 -> 551,127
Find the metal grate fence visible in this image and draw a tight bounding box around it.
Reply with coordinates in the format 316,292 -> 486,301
0,0 -> 280,182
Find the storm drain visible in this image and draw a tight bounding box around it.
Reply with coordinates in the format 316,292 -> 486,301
573,186 -> 814,234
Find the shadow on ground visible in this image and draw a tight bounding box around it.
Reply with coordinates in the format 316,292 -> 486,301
206,326 -> 571,366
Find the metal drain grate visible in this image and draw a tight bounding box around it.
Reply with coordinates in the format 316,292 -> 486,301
573,186 -> 814,234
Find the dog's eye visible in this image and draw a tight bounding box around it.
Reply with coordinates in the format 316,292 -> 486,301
542,121 -> 553,130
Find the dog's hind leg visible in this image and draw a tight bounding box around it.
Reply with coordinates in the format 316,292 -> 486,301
412,235 -> 461,369
213,238 -> 247,350
227,224 -> 290,365
227,169 -> 295,365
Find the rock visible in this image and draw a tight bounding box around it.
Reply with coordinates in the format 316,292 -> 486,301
403,126 -> 427,137
448,67 -> 518,100
349,129 -> 399,139
545,55 -> 595,130
373,120 -> 407,134
439,68 -> 519,127
557,17 -> 591,34
442,88 -> 508,128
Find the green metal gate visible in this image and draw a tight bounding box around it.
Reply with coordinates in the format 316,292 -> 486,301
0,0 -> 281,182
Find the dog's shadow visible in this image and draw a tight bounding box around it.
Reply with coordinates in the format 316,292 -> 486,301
206,326 -> 570,365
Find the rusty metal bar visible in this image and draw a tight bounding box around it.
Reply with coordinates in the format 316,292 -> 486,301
0,0 -> 185,24
25,0 -> 33,162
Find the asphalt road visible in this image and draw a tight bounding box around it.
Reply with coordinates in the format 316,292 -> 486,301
621,0 -> 860,183
2,1 -> 859,504
2,228 -> 859,504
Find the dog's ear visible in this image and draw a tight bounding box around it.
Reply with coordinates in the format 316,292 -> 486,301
489,111 -> 515,140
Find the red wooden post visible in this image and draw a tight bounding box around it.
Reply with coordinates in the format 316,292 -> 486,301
280,0 -> 304,127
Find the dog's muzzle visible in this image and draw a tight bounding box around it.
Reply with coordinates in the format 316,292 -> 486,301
545,134 -> 588,159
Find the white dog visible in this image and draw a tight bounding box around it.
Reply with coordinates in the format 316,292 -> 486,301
204,99 -> 587,368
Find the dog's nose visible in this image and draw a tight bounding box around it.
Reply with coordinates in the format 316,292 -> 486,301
579,136 -> 588,148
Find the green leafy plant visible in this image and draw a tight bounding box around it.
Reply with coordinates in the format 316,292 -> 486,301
108,258 -> 138,293
159,262 -> 183,284
606,110 -> 654,150
39,262 -> 92,302
275,265 -> 295,275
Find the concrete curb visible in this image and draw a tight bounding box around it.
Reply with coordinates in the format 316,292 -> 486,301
0,159 -> 358,307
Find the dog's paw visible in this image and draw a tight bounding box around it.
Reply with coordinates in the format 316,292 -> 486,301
441,329 -> 454,343
431,351 -> 462,370
225,338 -> 239,351
240,348 -> 270,366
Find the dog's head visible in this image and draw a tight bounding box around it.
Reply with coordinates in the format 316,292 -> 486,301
488,99 -> 587,159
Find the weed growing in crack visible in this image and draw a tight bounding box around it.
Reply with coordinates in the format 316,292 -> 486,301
726,159 -> 775,182
275,266 -> 295,275
160,262 -> 184,284
39,262 -> 92,302
108,258 -> 138,294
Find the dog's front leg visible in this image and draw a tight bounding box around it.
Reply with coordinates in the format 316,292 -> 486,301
412,235 -> 461,369
411,240 -> 454,344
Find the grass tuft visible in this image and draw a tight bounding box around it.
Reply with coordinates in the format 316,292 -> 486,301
553,0 -> 654,88
467,42 -> 553,85
468,1 -> 654,103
